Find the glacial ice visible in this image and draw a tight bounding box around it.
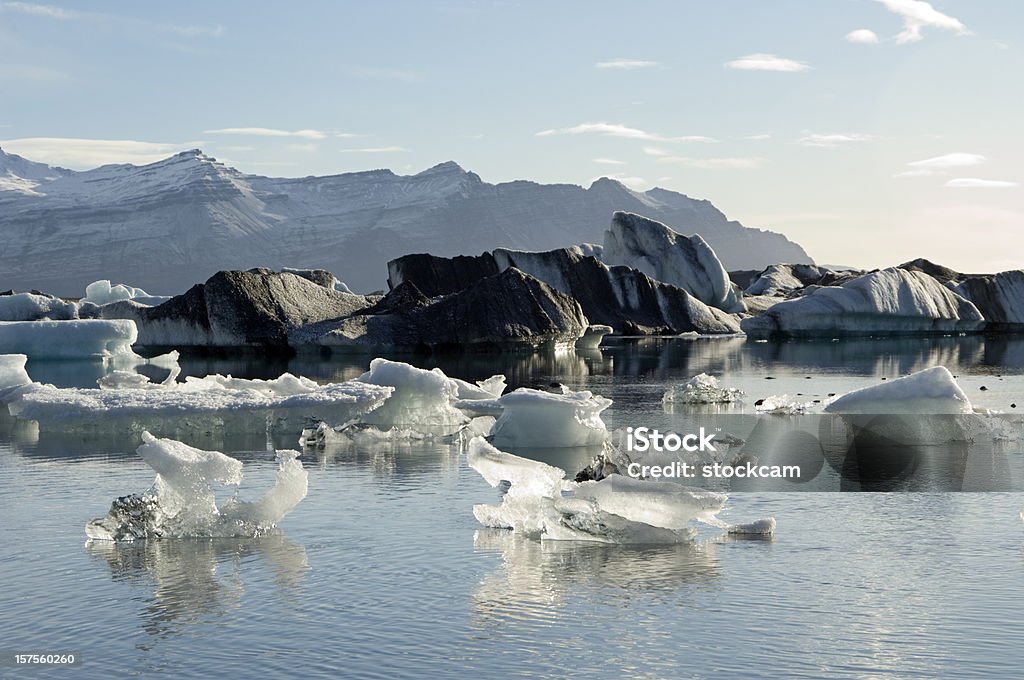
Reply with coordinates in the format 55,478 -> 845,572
83,279 -> 171,307
602,211 -> 745,313
663,373 -> 744,404
0,292 -> 78,321
354,358 -> 471,435
468,438 -> 771,543
85,432 -> 307,541
741,268 -> 984,338
0,353 -> 31,398
1,362 -> 393,434
0,319 -> 138,359
488,387 -> 611,448
823,366 -> 973,415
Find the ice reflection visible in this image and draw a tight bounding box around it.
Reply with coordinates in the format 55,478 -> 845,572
85,534 -> 309,638
470,529 -> 726,628
311,438 -> 462,480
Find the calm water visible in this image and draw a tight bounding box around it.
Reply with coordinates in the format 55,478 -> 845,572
2,337 -> 1024,679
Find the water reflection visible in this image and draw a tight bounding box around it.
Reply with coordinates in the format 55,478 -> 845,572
312,438 -> 462,480
85,534 -> 309,639
470,529 -> 725,628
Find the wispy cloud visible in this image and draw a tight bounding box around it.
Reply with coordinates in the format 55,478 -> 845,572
745,134 -> 772,141
875,0 -> 970,44
0,137 -> 193,168
643,147 -> 670,156
895,152 -> 986,177
593,158 -> 626,165
798,133 -> 874,148
595,58 -> 660,70
1,2 -> 223,41
205,127 -> 328,140
725,53 -> 810,72
945,178 -> 1018,188
285,143 -> 318,153
339,146 -> 409,153
1,1 -> 78,20
537,122 -> 715,143
846,29 -> 880,44
656,156 -> 766,170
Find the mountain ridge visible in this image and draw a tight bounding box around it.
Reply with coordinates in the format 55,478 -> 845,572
0,148 -> 813,295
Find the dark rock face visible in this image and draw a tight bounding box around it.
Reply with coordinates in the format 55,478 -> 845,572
305,268 -> 589,351
387,247 -> 740,335
103,270 -> 372,347
953,271 -> 1024,329
386,253 -> 499,297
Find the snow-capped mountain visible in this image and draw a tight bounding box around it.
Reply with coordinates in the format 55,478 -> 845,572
0,148 -> 812,295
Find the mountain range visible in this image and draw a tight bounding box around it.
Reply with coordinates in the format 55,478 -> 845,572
0,147 -> 812,295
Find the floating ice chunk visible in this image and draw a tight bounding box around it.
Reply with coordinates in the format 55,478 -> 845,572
574,324 -> 612,350
86,432 -> 307,541
3,367 -> 392,435
726,518 -> 777,536
824,366 -> 972,415
83,280 -> 171,307
755,395 -> 817,415
451,374 -> 507,400
663,373 -> 744,404
0,292 -> 78,321
0,319 -> 138,359
354,358 -> 470,435
468,437 -> 758,544
488,387 -> 611,448
0,354 -> 31,397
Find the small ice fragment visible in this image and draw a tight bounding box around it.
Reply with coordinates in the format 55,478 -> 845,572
663,373 -> 744,404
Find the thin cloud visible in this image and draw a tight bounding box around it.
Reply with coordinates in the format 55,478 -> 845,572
205,127 -> 328,140
537,122 -> 715,143
1,1 -> 78,19
595,58 -> 660,70
745,134 -> 772,141
895,152 -> 986,177
657,156 -> 766,170
725,53 -> 810,72
799,133 -> 874,147
339,146 -> 409,153
945,178 -> 1018,188
875,0 -> 970,44
593,158 -> 626,165
0,137 -> 193,169
846,29 -> 880,44
643,147 -> 670,156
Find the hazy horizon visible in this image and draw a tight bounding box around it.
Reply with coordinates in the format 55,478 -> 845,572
2,0 -> 1021,274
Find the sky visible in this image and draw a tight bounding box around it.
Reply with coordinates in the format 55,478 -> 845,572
1,0 -> 1021,272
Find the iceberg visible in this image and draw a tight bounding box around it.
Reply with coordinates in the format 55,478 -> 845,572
953,270 -> 1024,330
83,279 -> 171,307
823,366 -> 972,415
85,432 -> 307,541
0,292 -> 78,321
488,387 -> 611,448
468,438 -> 771,543
353,358 -> 471,435
0,319 -> 138,359
663,373 -> 744,404
743,264 -> 828,297
0,353 -> 31,398
602,211 -> 745,313
741,268 -> 984,338
1,362 -> 393,435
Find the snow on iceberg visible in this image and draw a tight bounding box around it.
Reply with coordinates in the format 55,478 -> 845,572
85,432 -> 307,541
468,437 -> 771,543
488,387 -> 611,448
663,373 -> 744,404
2,364 -> 393,435
0,319 -> 138,359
